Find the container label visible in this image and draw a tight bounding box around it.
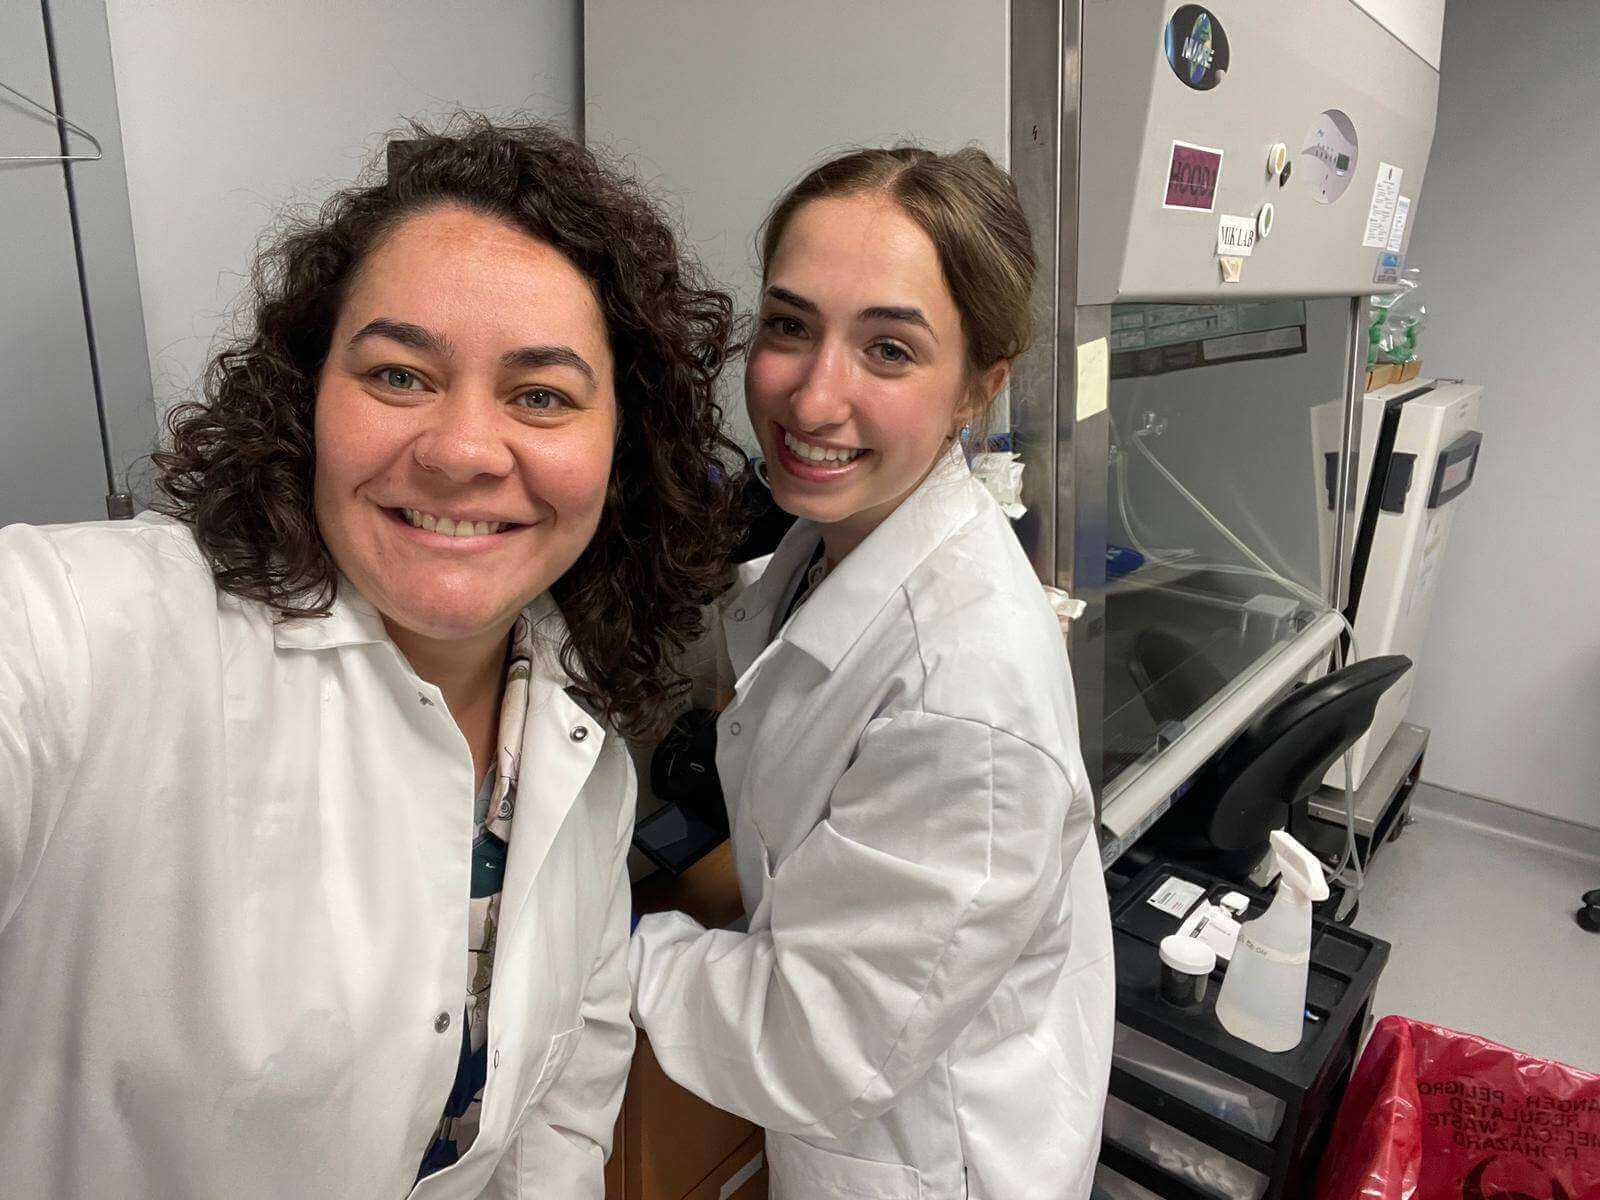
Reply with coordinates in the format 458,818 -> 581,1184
1238,930 -> 1310,967
1364,161 -> 1405,247
1178,903 -> 1243,961
1147,875 -> 1205,918
1386,194 -> 1412,253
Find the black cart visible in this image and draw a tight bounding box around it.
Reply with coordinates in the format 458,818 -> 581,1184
1099,861 -> 1391,1200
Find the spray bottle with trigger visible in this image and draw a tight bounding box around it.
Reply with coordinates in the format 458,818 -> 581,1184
1214,831 -> 1329,1053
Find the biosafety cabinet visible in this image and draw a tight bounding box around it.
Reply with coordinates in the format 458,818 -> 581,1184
586,1 -> 1450,859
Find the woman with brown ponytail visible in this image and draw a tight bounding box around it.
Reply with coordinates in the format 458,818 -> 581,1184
630,146 -> 1115,1200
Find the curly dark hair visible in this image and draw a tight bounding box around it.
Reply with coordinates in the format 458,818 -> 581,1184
153,116 -> 746,738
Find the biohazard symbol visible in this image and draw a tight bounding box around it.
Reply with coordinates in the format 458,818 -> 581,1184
1462,1157 -> 1571,1200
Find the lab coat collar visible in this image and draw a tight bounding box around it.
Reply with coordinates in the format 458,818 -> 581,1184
272,581 -> 578,686
721,515 -> 828,678
270,576 -> 392,651
270,579 -> 604,934
752,444 -> 986,674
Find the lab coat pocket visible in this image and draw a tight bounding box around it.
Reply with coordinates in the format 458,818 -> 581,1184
767,1131 -> 923,1199
532,1021 -> 586,1094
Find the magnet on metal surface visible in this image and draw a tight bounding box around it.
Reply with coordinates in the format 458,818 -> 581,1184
1256,202 -> 1276,239
1267,142 -> 1289,177
1218,255 -> 1244,283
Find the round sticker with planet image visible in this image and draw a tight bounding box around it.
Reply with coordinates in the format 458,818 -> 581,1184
1164,5 -> 1230,91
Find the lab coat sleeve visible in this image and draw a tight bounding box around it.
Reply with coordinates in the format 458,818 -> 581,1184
0,526 -> 92,931
629,712 -> 1084,1138
486,783 -> 637,1198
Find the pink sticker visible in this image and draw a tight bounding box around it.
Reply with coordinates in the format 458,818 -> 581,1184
1163,140 -> 1223,212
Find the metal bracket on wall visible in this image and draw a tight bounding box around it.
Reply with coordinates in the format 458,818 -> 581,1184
0,77 -> 101,163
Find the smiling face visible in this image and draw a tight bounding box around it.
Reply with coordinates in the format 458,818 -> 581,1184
745,194 -> 1002,559
313,204 -> 618,659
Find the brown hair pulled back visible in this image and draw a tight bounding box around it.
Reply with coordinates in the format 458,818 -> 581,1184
152,115 -> 746,738
759,145 -> 1037,415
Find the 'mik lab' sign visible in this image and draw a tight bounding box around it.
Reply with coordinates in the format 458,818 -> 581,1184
1217,214 -> 1257,256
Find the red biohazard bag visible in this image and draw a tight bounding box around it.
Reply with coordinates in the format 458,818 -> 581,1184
1316,1016 -> 1600,1200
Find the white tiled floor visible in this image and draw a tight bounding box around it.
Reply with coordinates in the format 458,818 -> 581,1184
1351,784 -> 1600,1072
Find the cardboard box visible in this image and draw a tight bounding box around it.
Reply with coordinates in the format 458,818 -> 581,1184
686,1132 -> 766,1200
607,843 -> 762,1199
1364,359 -> 1421,392
620,1035 -> 757,1200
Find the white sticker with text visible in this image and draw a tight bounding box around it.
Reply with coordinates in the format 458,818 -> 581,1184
1217,213 -> 1257,257
1386,195 -> 1412,253
1148,876 -> 1206,919
1364,162 -> 1404,248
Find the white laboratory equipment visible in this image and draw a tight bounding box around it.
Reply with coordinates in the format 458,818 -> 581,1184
585,0 -> 1447,862
1325,380 -> 1483,789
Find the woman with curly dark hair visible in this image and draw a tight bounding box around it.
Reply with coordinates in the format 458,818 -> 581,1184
0,118 -> 742,1199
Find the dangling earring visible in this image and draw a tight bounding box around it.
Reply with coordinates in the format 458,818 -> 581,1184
960,423 -> 973,444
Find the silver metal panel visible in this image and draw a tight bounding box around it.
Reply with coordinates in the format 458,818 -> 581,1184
1065,306 -> 1110,804
1008,0 -> 1108,596
1308,720 -> 1427,835
1009,0 -> 1110,803
1,3 -> 108,526
1007,0 -> 1065,588
1329,296 -> 1367,609
584,0 -> 1009,453
45,0 -> 156,508
1078,0 -> 1439,302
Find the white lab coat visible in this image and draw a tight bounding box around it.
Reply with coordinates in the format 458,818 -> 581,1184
630,452 -> 1116,1200
0,514 -> 634,1200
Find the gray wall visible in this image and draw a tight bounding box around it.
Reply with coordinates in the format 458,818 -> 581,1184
584,0 -> 1009,451
104,0 -> 580,417
2,4 -> 115,525
2,2 -> 155,525
1403,0 -> 1600,829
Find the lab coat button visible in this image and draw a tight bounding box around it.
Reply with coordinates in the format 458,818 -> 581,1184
729,722 -> 741,735
434,1011 -> 451,1034
734,607 -> 746,621
418,693 -> 433,707
570,725 -> 589,742
493,1049 -> 501,1068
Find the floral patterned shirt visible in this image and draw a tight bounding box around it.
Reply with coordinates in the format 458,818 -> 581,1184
417,615 -> 536,1179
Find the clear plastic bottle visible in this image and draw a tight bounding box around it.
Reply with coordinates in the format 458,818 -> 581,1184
1214,831 -> 1329,1052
